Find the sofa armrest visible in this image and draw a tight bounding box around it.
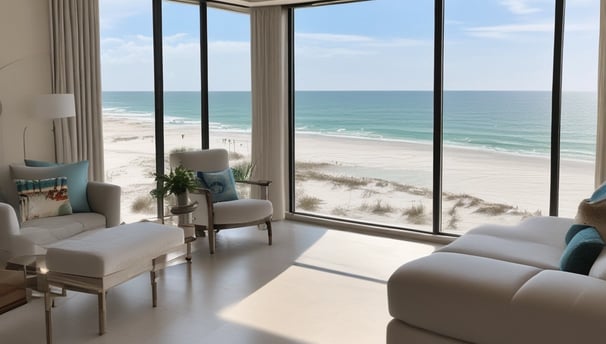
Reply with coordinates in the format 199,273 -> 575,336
87,182 -> 121,227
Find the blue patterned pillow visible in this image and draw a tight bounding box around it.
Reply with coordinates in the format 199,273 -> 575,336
197,169 -> 238,203
15,177 -> 72,222
560,227 -> 605,275
17,160 -> 90,212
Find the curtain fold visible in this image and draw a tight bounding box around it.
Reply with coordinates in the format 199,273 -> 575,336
49,0 -> 104,181
250,6 -> 288,220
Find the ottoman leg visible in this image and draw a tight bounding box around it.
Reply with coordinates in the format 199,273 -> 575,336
98,292 -> 106,335
150,271 -> 157,307
45,291 -> 53,344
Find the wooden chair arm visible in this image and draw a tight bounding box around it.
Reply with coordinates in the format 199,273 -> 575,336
236,179 -> 272,187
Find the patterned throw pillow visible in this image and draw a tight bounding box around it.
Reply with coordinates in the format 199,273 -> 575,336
197,168 -> 239,203
15,177 -> 72,222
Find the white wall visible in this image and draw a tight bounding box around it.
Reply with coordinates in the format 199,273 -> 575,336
0,0 -> 53,200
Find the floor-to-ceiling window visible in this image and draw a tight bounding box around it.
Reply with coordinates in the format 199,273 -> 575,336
207,8 -> 253,194
442,0 -> 555,233
293,0 -> 435,231
290,0 -> 599,234
100,0 -> 157,223
559,0 -> 600,218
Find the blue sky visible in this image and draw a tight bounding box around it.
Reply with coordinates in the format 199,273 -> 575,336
99,0 -> 599,92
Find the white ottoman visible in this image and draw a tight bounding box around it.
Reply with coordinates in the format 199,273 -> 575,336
43,222 -> 184,343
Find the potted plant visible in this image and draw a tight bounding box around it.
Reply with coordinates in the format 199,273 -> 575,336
150,165 -> 199,206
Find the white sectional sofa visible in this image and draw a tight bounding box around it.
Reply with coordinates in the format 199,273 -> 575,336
387,216 -> 606,344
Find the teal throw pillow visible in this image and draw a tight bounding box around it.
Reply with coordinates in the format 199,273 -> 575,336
13,160 -> 90,212
197,168 -> 238,203
24,159 -> 60,167
560,227 -> 605,275
589,182 -> 606,203
565,224 -> 593,244
15,177 -> 72,222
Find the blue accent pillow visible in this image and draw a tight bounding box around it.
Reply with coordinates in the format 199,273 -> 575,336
22,160 -> 90,212
197,169 -> 238,203
560,227 -> 605,275
565,224 -> 593,244
589,182 -> 606,203
24,159 -> 60,167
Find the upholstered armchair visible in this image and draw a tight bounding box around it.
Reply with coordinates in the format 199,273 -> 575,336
169,149 -> 273,254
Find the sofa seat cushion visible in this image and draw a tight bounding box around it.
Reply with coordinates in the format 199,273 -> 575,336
213,199 -> 272,225
19,213 -> 106,247
388,252 -> 541,344
508,270 -> 606,343
45,222 -> 184,278
438,216 -> 573,269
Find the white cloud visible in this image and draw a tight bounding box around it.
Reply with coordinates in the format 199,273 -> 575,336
466,23 -> 553,38
296,33 -> 374,43
500,0 -> 541,15
99,0 -> 151,31
101,33 -> 251,91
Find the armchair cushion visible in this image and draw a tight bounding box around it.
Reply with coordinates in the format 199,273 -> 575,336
11,160 -> 91,213
197,168 -> 238,203
15,177 -> 72,222
213,199 -> 273,224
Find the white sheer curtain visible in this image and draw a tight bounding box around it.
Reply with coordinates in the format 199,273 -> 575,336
250,6 -> 288,220
49,0 -> 104,181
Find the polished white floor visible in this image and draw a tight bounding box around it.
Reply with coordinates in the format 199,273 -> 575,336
0,221 -> 440,344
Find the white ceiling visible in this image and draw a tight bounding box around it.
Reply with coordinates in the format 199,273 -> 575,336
172,0 -> 362,9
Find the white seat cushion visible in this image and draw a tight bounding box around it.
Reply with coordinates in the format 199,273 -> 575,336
20,213 -> 107,246
45,222 -> 184,278
213,199 -> 272,225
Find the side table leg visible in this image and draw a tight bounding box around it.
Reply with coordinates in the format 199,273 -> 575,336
150,270 -> 157,307
186,241 -> 192,262
45,291 -> 53,344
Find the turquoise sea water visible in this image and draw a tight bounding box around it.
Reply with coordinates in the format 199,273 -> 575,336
102,91 -> 597,161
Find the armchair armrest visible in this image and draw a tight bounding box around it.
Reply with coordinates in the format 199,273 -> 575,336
236,179 -> 272,200
190,188 -> 213,228
87,182 -> 121,227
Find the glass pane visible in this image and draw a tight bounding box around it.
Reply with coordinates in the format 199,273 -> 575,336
162,1 -> 201,216
442,0 -> 554,233
207,8 -> 252,193
559,0 -> 599,217
100,1 -> 157,223
294,0 -> 434,231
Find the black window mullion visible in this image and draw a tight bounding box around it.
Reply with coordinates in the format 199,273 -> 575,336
288,8 -> 296,213
550,0 -> 565,216
152,0 -> 165,219
433,0 -> 444,234
200,0 -> 210,149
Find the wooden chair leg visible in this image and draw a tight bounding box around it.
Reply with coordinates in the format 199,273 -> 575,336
45,291 -> 53,344
98,291 -> 106,335
266,220 -> 272,246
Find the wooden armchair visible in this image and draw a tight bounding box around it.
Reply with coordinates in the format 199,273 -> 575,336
169,149 -> 273,254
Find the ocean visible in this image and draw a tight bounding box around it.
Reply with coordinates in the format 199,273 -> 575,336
102,91 -> 597,161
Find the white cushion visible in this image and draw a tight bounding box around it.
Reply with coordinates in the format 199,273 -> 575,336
437,216 -> 573,269
45,222 -> 184,278
213,199 -> 272,225
388,252 -> 541,344
21,213 -> 106,246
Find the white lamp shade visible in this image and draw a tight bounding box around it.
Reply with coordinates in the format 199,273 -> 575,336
34,94 -> 76,120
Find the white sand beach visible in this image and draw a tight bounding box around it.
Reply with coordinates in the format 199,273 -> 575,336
103,116 -> 595,233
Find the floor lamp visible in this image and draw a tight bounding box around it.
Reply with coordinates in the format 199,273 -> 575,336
25,94 -> 76,162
